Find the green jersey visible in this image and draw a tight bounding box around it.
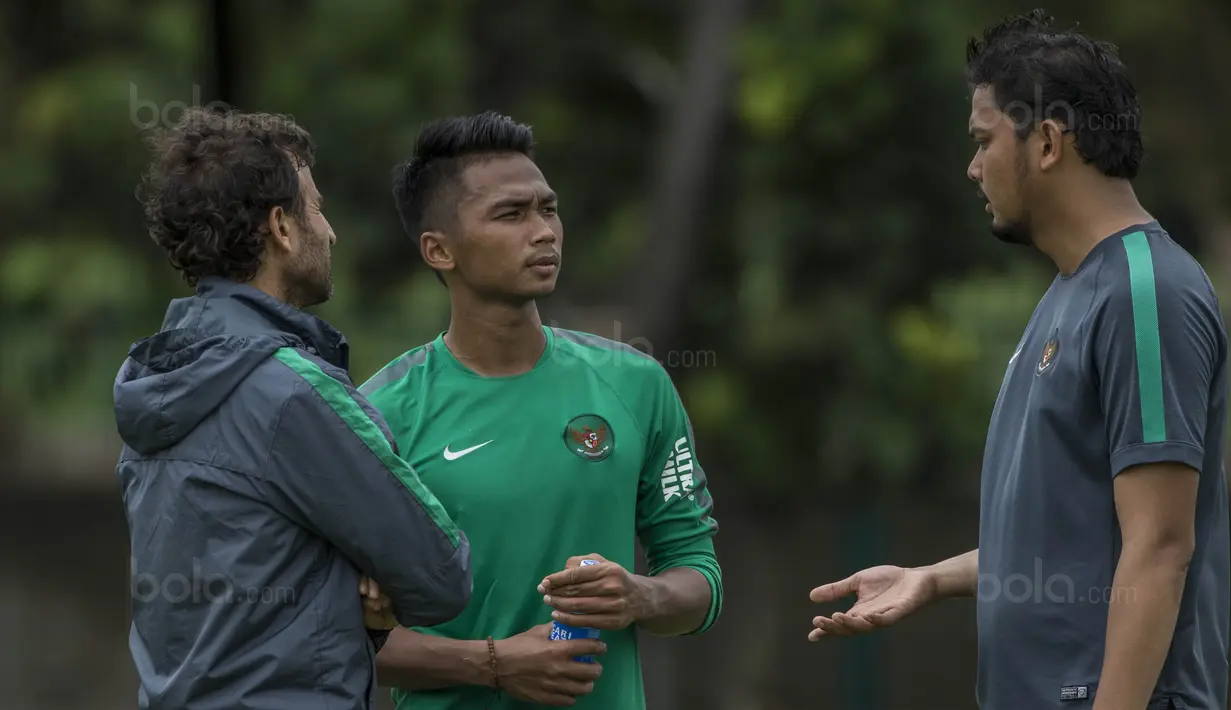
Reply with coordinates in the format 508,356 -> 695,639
360,326 -> 723,710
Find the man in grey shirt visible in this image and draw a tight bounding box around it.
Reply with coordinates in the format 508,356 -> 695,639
807,10 -> 1229,710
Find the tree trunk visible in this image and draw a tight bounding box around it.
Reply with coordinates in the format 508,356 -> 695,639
622,0 -> 748,355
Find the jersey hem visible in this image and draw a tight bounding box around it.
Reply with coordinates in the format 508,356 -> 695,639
679,564 -> 722,635
1109,440 -> 1205,478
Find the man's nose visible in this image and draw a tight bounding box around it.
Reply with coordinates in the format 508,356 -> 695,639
532,217 -> 557,243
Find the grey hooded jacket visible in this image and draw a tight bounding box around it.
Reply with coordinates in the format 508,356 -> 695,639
114,277 -> 471,710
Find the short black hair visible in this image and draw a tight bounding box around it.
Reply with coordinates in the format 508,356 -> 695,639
965,8 -> 1143,179
138,107 -> 315,286
391,111 -> 535,280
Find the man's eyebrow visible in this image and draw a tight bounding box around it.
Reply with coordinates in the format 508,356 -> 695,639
489,191 -> 557,211
489,195 -> 533,211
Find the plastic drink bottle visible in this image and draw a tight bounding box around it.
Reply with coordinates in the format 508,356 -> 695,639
548,559 -> 600,662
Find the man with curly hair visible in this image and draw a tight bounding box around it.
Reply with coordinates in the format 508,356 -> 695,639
114,107 -> 472,710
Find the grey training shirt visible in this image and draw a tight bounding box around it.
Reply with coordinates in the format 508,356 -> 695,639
976,222 -> 1230,709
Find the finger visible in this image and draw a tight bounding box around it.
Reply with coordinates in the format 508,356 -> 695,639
556,661 -> 604,683
546,595 -> 624,615
359,577 -> 368,596
831,612 -> 877,634
559,640 -> 608,660
551,611 -> 627,631
809,575 -> 858,604
541,563 -> 607,591
542,579 -> 613,599
865,607 -> 906,626
811,615 -> 852,637
367,579 -> 382,600
546,677 -> 598,696
808,627 -> 827,642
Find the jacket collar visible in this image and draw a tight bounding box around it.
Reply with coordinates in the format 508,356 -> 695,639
166,277 -> 349,370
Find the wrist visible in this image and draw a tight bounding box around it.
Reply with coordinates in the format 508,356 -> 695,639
465,639 -> 499,688
910,565 -> 944,602
628,574 -> 658,624
489,638 -> 518,687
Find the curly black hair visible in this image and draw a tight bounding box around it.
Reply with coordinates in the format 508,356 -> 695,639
966,8 -> 1143,179
137,107 -> 317,286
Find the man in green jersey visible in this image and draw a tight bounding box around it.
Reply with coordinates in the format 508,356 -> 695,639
360,111 -> 723,709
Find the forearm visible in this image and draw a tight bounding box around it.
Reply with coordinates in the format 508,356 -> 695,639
917,549 -> 978,599
375,627 -> 495,691
1092,545 -> 1191,710
632,567 -> 712,636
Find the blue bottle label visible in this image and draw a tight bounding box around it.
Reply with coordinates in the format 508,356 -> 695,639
550,559 -> 601,662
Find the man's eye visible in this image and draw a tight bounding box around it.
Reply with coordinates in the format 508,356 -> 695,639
498,211 -> 519,220
542,206 -> 558,216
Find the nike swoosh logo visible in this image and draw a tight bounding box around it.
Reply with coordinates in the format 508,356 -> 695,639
443,440 -> 493,461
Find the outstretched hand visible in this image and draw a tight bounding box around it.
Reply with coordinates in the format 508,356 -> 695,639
808,565 -> 934,641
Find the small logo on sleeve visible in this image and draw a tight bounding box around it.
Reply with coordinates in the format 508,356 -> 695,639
1037,329 -> 1060,375
1059,685 -> 1089,701
564,414 -> 614,462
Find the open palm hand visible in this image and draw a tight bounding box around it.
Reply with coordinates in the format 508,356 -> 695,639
808,565 -> 934,641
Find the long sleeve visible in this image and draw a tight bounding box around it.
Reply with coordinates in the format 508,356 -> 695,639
635,366 -> 723,635
263,347 -> 472,628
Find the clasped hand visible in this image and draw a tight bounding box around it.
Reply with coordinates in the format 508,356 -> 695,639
356,554 -> 638,706
358,575 -> 396,630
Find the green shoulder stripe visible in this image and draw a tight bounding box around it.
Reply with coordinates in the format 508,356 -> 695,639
1121,231 -> 1166,443
273,348 -> 460,547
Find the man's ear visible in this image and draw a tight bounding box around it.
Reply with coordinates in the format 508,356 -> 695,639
265,206 -> 294,256
1037,119 -> 1067,172
420,231 -> 455,275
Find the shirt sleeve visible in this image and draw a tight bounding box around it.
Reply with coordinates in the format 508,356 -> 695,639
635,364 -> 723,635
264,348 -> 472,628
1094,236 -> 1224,477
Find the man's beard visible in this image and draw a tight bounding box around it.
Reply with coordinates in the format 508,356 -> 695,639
990,215 -> 1033,246
285,234 -> 332,309
991,153 -> 1033,246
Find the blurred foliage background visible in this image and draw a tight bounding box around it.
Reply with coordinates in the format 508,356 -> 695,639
2,0 -> 1230,708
